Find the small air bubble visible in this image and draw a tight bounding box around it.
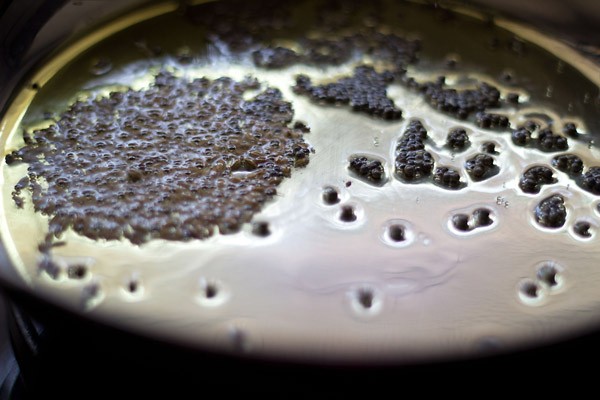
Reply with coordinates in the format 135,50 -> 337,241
388,224 -> 405,242
349,286 -> 382,316
197,278 -> 227,306
573,221 -> 592,238
339,205 -> 357,222
472,208 -> 493,227
67,264 -> 87,280
127,279 -> 139,293
520,280 -> 540,299
537,264 -> 559,287
452,214 -> 470,231
382,219 -> 413,247
322,186 -> 340,205
357,288 -> 374,309
204,283 -> 218,298
251,221 -> 271,237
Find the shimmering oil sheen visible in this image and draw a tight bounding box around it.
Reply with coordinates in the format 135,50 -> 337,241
1,0 -> 600,364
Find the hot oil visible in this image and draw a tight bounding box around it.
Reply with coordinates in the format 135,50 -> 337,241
1,0 -> 600,363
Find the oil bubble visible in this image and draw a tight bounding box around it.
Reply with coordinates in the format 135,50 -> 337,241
348,155 -> 386,186
67,264 -> 88,280
536,262 -> 563,289
322,186 -> 340,205
381,219 -> 414,247
472,208 -> 493,227
127,279 -> 140,293
357,288 -> 374,309
196,278 -> 228,307
452,214 -> 470,232
251,221 -> 271,237
518,279 -> 543,305
573,220 -> 592,238
120,274 -> 145,300
534,195 -> 566,229
388,224 -> 405,242
349,286 -> 382,316
339,204 -> 357,222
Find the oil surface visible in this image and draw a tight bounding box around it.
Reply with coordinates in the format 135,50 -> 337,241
1,0 -> 600,363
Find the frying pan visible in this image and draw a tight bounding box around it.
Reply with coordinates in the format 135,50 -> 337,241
1,0 -> 600,396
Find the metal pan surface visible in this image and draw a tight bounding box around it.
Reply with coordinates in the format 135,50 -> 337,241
1,0 -> 600,370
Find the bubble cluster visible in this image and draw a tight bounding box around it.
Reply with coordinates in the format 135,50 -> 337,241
551,154 -> 583,176
433,166 -> 463,189
404,76 -> 501,120
8,71 -> 311,245
519,262 -> 564,305
253,31 -> 420,72
348,155 -> 385,184
445,127 -> 470,151
394,120 -> 434,182
451,208 -> 494,232
511,123 -> 569,152
534,195 -> 567,229
538,127 -> 569,152
580,167 -> 600,195
293,66 -> 402,120
518,166 -> 556,194
464,154 -> 498,181
475,112 -> 510,129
